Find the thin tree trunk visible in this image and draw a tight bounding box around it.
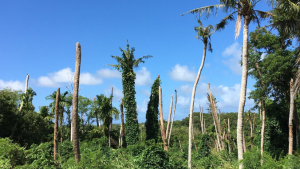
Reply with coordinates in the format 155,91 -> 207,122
10,74 -> 29,139
54,88 -> 60,160
96,114 -> 99,127
294,102 -> 299,150
237,16 -> 250,169
212,110 -> 221,151
159,86 -> 168,151
204,119 -> 206,133
243,130 -> 246,153
179,140 -> 183,153
199,105 -> 203,134
256,62 -> 266,160
71,122 -> 73,141
120,98 -> 125,146
289,78 -> 294,155
99,119 -> 101,128
72,42 -> 81,164
259,101 -> 262,120
119,125 -> 122,148
166,95 -> 173,144
188,43 -> 207,169
140,126 -> 143,142
109,87 -> 113,147
193,138 -> 198,153
228,118 -> 232,154
168,90 -> 177,145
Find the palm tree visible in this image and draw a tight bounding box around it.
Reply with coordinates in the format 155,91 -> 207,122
187,19 -> 215,169
182,1 -> 273,167
110,42 -> 152,145
95,94 -> 119,142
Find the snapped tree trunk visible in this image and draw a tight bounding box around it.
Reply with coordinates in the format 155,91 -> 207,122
109,87 -> 113,147
168,90 -> 177,145
179,140 -> 183,153
228,118 -> 232,154
237,16 -> 250,169
159,86 -> 168,151
54,88 -> 60,160
10,74 -> 29,139
289,78 -> 294,155
166,94 -> 173,144
72,42 -> 81,164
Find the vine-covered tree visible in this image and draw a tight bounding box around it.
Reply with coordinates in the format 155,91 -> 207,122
110,42 -> 152,145
145,76 -> 160,142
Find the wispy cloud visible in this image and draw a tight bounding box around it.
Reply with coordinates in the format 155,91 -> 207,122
222,42 -> 242,75
136,67 -> 152,86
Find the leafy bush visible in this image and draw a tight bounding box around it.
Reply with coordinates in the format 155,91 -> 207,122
0,138 -> 26,168
138,144 -> 170,169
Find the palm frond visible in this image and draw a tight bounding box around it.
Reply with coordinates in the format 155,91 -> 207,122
235,13 -> 242,39
181,4 -> 225,18
216,12 -> 237,31
255,10 -> 274,19
133,55 -> 153,68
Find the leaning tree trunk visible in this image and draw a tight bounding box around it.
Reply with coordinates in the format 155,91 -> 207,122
72,42 -> 81,164
289,78 -> 294,155
237,16 -> 250,169
188,42 -> 207,169
10,74 -> 29,139
54,88 -> 60,160
168,90 -> 177,145
159,86 -> 168,151
166,94 -> 173,144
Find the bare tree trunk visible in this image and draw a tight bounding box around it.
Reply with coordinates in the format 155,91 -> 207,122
120,98 -> 125,147
199,105 -> 203,134
140,126 -> 143,142
109,87 -> 113,147
159,86 -> 168,151
294,102 -> 299,150
212,110 -> 221,151
204,119 -> 206,133
71,122 -> 73,141
54,88 -> 60,160
208,84 -> 222,150
228,118 -> 232,154
243,130 -> 246,153
219,109 -> 221,125
166,95 -> 173,144
237,16 -> 250,169
10,74 -> 29,139
193,138 -> 198,153
119,125 -> 122,148
289,78 -> 294,155
72,42 -> 81,164
179,140 -> 183,153
256,62 -> 266,161
259,101 -> 262,120
168,90 -> 177,145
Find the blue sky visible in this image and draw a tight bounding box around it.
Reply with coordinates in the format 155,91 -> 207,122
0,0 -> 273,123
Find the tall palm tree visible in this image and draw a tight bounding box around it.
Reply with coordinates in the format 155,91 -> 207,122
110,42 -> 152,145
186,19 -> 215,169
182,1 -> 273,167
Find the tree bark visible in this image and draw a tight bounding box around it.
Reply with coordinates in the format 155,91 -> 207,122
289,78 -> 294,155
179,140 -> 183,153
54,88 -> 60,160
159,86 -> 168,151
188,43 -> 207,169
168,90 -> 177,145
228,118 -> 232,154
243,130 -> 246,153
72,42 -> 81,164
237,16 -> 250,169
166,94 -> 173,144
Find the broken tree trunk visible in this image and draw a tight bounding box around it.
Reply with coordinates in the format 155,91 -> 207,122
166,94 -> 173,143
159,86 -> 168,151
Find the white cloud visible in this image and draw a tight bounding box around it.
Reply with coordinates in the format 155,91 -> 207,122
222,42 -> 242,75
176,83 -> 254,112
37,67 -> 102,87
0,80 -> 24,91
104,85 -> 123,102
138,89 -> 151,97
137,98 -> 149,114
178,83 -> 224,96
97,68 -> 121,78
169,64 -> 197,82
136,67 -> 152,86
